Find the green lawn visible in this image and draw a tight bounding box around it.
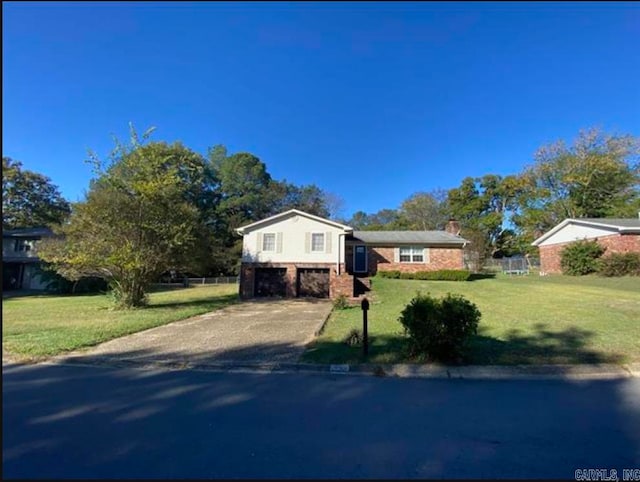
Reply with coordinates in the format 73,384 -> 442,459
302,275 -> 640,365
2,285 -> 239,362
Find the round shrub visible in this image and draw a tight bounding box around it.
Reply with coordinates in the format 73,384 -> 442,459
598,252 -> 640,277
398,292 -> 481,362
560,239 -> 605,276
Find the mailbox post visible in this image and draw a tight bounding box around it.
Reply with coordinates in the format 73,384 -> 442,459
361,297 -> 370,358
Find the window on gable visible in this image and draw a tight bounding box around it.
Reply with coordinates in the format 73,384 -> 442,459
15,240 -> 32,252
262,233 -> 276,252
311,233 -> 325,252
399,246 -> 424,263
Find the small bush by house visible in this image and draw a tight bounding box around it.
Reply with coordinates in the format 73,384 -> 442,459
333,294 -> 351,310
560,240 -> 605,276
378,270 -> 401,279
398,292 -> 481,362
598,252 -> 640,277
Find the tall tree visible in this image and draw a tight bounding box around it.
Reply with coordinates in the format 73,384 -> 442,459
2,157 -> 71,229
447,174 -> 523,266
215,151 -> 274,229
398,190 -> 449,230
270,181 -> 331,218
345,208 -> 405,230
513,128 -> 640,242
39,130 -> 205,308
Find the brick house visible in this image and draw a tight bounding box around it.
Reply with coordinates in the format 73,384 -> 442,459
236,209 -> 468,300
531,217 -> 640,274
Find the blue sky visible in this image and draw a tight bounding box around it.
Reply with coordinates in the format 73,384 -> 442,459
3,1 -> 639,218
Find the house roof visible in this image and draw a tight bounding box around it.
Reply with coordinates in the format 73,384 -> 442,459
531,217 -> 640,246
235,209 -> 353,235
350,230 -> 468,245
577,218 -> 640,229
3,227 -> 54,238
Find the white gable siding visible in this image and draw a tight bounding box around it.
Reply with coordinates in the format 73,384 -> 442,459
242,214 -> 346,263
538,223 -> 618,247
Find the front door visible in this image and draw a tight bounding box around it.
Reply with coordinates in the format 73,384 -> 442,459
354,245 -> 367,273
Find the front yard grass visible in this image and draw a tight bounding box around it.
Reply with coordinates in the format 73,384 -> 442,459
302,275 -> 640,365
2,284 -> 239,362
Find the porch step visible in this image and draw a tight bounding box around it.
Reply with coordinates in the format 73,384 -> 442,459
353,276 -> 371,297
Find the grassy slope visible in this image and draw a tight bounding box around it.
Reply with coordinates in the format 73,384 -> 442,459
2,285 -> 239,361
302,275 -> 640,365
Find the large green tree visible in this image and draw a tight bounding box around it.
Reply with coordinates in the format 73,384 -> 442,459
398,190 -> 449,230
270,182 -> 331,218
447,174 -> 524,266
346,208 -> 405,230
39,131 -> 206,308
513,128 -> 640,243
2,157 -> 71,230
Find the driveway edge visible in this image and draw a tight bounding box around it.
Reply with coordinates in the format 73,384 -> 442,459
38,355 -> 638,381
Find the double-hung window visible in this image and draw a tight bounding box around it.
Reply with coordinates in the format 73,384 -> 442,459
15,240 -> 32,252
262,233 -> 276,252
311,233 -> 325,252
399,246 -> 424,263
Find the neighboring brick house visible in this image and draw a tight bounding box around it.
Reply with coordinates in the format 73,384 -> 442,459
2,227 -> 53,291
531,217 -> 640,274
236,209 -> 468,300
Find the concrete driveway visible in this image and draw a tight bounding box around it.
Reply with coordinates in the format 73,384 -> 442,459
64,299 -> 332,365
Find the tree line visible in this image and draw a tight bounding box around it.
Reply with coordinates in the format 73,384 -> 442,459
343,128 -> 639,267
3,126 -> 638,308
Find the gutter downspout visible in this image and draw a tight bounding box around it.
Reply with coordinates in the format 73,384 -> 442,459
337,233 -> 344,275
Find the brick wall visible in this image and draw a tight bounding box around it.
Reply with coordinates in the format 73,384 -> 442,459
539,233 -> 640,274
331,272 -> 354,299
369,246 -> 464,274
239,264 -> 255,299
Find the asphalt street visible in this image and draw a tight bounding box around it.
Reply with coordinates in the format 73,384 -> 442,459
3,363 -> 639,479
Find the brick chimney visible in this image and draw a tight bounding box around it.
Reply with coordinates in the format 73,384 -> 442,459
445,219 -> 460,236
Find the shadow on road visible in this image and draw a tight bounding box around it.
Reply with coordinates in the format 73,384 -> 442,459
2,359 -> 639,479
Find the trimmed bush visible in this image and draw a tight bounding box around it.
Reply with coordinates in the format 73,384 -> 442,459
598,252 -> 640,277
398,292 -> 481,362
380,270 -> 471,281
560,240 -> 605,276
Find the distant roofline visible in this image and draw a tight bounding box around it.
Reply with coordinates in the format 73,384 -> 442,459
3,226 -> 54,238
531,218 -> 640,246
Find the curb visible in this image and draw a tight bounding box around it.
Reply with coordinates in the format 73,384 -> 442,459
42,355 -> 638,381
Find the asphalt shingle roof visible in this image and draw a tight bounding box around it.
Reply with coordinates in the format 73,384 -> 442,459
351,230 -> 467,245
576,218 -> 640,229
3,227 -> 54,238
